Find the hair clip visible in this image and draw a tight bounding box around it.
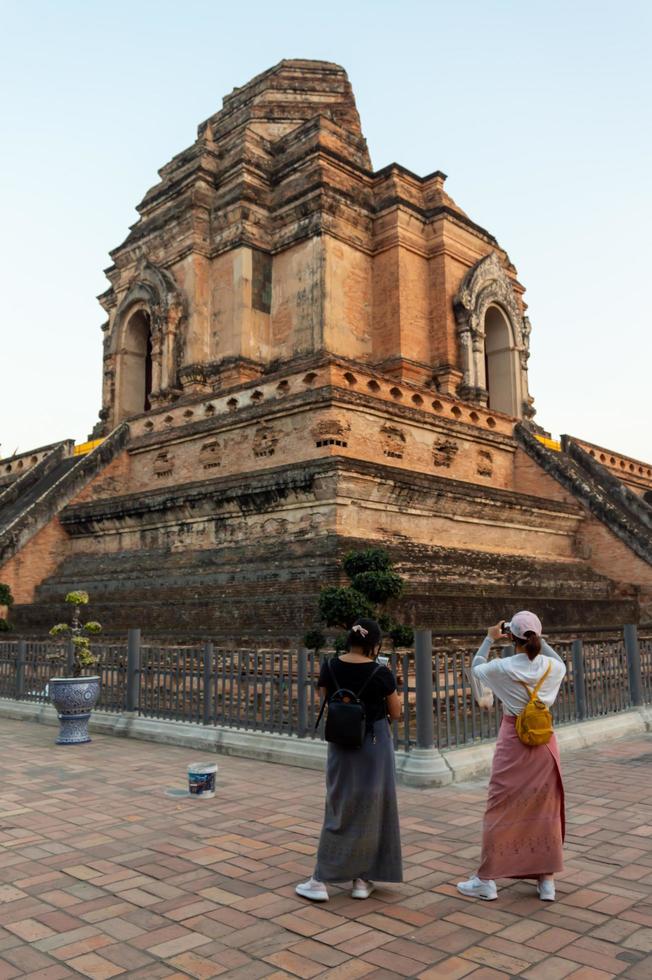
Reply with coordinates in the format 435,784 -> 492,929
351,624 -> 369,637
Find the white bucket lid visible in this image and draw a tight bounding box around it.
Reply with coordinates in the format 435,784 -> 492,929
188,762 -> 218,774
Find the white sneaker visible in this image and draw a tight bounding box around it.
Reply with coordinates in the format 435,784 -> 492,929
295,877 -> 329,901
537,879 -> 555,901
456,875 -> 498,901
352,878 -> 375,899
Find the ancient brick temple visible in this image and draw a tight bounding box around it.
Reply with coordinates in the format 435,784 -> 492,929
1,60 -> 651,640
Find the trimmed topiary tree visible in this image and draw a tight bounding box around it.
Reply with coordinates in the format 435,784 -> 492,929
309,547 -> 414,651
49,591 -> 103,677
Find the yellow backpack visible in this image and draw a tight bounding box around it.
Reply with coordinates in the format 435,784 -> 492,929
515,663 -> 554,746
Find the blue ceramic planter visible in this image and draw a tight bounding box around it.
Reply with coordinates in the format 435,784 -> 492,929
49,676 -> 100,745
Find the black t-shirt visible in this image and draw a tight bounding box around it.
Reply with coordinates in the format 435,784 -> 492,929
317,657 -> 397,723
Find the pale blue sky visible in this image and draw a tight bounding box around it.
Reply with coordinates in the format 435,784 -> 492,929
1,0 -> 650,461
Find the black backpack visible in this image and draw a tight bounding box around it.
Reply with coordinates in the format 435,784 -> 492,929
315,659 -> 382,749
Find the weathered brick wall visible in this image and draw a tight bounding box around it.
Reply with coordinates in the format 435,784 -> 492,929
578,516 -> 652,595
513,447 -> 575,503
0,518 -> 69,604
71,452 -> 132,505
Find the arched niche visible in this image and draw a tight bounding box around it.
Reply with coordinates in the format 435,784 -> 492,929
117,309 -> 153,419
484,305 -> 520,416
101,259 -> 187,428
453,252 -> 533,420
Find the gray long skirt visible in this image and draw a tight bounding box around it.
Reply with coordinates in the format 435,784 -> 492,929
315,718 -> 403,883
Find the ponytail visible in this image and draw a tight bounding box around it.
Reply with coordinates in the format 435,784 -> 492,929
523,631 -> 541,661
345,618 -> 382,657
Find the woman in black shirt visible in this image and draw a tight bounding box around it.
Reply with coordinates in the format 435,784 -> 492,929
296,618 -> 403,902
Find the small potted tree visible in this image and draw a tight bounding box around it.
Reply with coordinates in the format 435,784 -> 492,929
49,591 -> 102,745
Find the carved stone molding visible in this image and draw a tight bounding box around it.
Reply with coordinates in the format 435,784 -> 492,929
380,424 -> 406,460
252,425 -> 281,458
199,440 -> 222,469
477,449 -> 493,477
153,450 -> 174,477
453,252 -> 533,418
433,439 -> 459,468
310,418 -> 351,440
111,259 -> 186,354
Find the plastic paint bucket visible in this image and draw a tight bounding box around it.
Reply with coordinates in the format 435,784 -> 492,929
187,762 -> 218,798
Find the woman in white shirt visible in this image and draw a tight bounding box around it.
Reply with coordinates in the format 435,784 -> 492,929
457,610 -> 566,903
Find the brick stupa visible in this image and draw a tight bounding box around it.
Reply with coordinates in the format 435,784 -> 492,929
1,60 -> 650,639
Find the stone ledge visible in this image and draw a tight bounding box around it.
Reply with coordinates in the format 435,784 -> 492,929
442,710 -> 650,783
0,700 -> 648,786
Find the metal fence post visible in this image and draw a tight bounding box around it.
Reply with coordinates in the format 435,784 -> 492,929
297,648 -> 308,738
624,624 -> 643,707
16,639 -> 26,700
415,629 -> 435,750
203,641 -> 213,726
126,629 -> 141,713
571,639 -> 587,721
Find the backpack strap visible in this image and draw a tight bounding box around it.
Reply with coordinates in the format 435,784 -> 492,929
517,662 -> 552,701
356,662 -> 382,697
328,658 -> 340,691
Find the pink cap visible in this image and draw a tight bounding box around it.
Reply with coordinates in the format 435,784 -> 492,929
508,610 -> 542,639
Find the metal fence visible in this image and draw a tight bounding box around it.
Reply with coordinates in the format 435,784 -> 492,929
0,626 -> 649,753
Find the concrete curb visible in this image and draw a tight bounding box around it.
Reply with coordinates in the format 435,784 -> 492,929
0,699 -> 649,787
440,709 -> 650,783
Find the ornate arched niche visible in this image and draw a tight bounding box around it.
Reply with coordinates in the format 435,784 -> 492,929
105,260 -> 186,424
453,252 -> 534,420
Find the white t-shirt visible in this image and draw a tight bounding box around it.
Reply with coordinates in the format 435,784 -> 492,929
471,637 -> 567,717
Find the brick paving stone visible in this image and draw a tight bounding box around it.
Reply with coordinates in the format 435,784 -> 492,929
565,969 -> 618,979
263,949 -> 326,978
483,935 -> 546,966
168,950 -> 228,977
66,952 -> 125,978
622,955 -> 652,979
622,928 -> 652,953
460,943 -> 532,974
287,939 -> 349,967
20,967 -> 75,980
418,957 -> 478,978
0,961 -> 23,979
362,945 -> 435,975
0,721 -> 651,979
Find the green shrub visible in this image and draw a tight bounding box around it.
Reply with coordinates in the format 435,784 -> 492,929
342,547 -> 391,579
307,546 -> 414,651
0,619 -> 12,632
351,570 -> 403,604
0,583 -> 14,607
333,634 -> 347,654
49,590 -> 102,677
318,587 -> 374,629
390,623 -> 414,649
304,628 -> 326,652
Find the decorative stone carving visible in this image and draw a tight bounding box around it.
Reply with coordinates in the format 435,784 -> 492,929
433,439 -> 459,468
310,417 -> 351,439
102,258 -> 188,428
252,425 -> 280,458
454,252 -> 533,419
477,449 -> 493,477
380,424 -> 406,460
153,451 -> 174,477
199,440 -> 221,469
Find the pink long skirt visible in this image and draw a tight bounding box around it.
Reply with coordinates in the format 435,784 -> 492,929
478,716 -> 565,880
